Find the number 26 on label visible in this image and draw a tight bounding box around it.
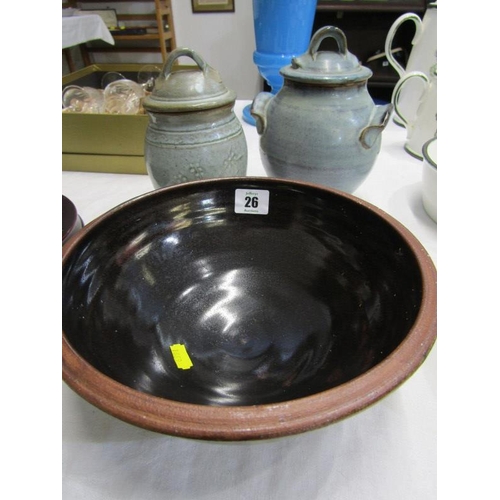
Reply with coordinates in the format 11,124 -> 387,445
234,189 -> 270,215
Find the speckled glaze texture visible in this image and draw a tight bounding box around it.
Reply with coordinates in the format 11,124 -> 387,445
255,82 -> 390,193
145,105 -> 247,188
62,178 -> 437,441
143,47 -> 247,188
251,26 -> 392,194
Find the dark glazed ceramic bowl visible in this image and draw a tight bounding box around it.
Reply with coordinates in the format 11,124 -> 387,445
62,177 -> 436,441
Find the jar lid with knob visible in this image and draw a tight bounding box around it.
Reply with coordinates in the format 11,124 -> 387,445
143,48 -> 236,113
280,26 -> 373,85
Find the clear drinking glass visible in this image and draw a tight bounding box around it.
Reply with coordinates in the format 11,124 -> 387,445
138,64 -> 161,92
62,85 -> 105,113
101,71 -> 126,89
103,79 -> 146,114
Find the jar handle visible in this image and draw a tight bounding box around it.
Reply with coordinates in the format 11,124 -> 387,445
161,47 -> 208,78
308,26 -> 348,59
384,13 -> 422,78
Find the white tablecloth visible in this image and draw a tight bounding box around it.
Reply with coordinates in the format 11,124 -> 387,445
62,14 -> 115,49
62,101 -> 437,500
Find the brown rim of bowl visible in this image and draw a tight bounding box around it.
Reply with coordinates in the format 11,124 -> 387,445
62,177 -> 437,441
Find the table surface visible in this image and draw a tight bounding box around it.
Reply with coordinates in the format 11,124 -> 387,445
62,13 -> 115,49
62,101 -> 437,500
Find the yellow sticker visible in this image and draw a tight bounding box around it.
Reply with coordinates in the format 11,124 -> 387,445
170,344 -> 193,370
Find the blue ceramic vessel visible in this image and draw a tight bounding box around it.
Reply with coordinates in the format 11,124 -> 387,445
243,0 -> 317,125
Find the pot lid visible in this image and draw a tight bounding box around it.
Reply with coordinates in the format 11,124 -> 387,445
143,48 -> 236,113
280,26 -> 372,85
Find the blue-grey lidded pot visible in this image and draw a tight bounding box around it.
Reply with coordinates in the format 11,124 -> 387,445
143,48 -> 248,188
251,26 -> 393,193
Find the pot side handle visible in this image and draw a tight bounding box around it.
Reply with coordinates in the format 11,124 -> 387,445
251,92 -> 274,135
359,103 -> 393,150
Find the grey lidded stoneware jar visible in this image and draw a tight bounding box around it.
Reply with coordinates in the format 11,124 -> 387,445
143,48 -> 248,188
251,26 -> 393,194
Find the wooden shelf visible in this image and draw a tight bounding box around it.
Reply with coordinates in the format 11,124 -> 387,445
113,33 -> 173,42
68,0 -> 176,63
84,46 -> 165,54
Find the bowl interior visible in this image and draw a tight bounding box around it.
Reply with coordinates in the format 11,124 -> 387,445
62,180 -> 423,407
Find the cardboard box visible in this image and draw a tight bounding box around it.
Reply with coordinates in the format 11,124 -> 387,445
62,64 -> 152,174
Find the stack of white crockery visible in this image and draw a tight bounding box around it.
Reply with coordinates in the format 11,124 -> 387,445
385,2 -> 437,222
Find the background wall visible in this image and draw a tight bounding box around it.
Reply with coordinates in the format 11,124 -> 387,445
171,0 -> 260,100
63,1 -> 261,100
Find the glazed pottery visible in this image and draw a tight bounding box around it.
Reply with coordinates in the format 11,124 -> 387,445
62,195 -> 83,245
242,0 -> 317,125
143,48 -> 247,188
392,64 -> 437,159
251,26 -> 393,194
62,177 -> 437,441
422,136 -> 437,222
385,3 -> 437,126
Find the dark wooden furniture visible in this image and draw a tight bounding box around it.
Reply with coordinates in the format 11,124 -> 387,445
314,1 -> 428,102
66,0 -> 176,64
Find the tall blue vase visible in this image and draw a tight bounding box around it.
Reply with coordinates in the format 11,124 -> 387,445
243,0 -> 318,125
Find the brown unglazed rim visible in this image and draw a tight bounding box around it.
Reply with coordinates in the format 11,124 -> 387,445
62,178 -> 437,441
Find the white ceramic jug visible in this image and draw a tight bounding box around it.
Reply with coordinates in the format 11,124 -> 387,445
422,136 -> 437,223
385,2 -> 437,126
392,64 -> 437,159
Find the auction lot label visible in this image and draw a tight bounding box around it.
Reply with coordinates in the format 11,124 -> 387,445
234,189 -> 270,215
